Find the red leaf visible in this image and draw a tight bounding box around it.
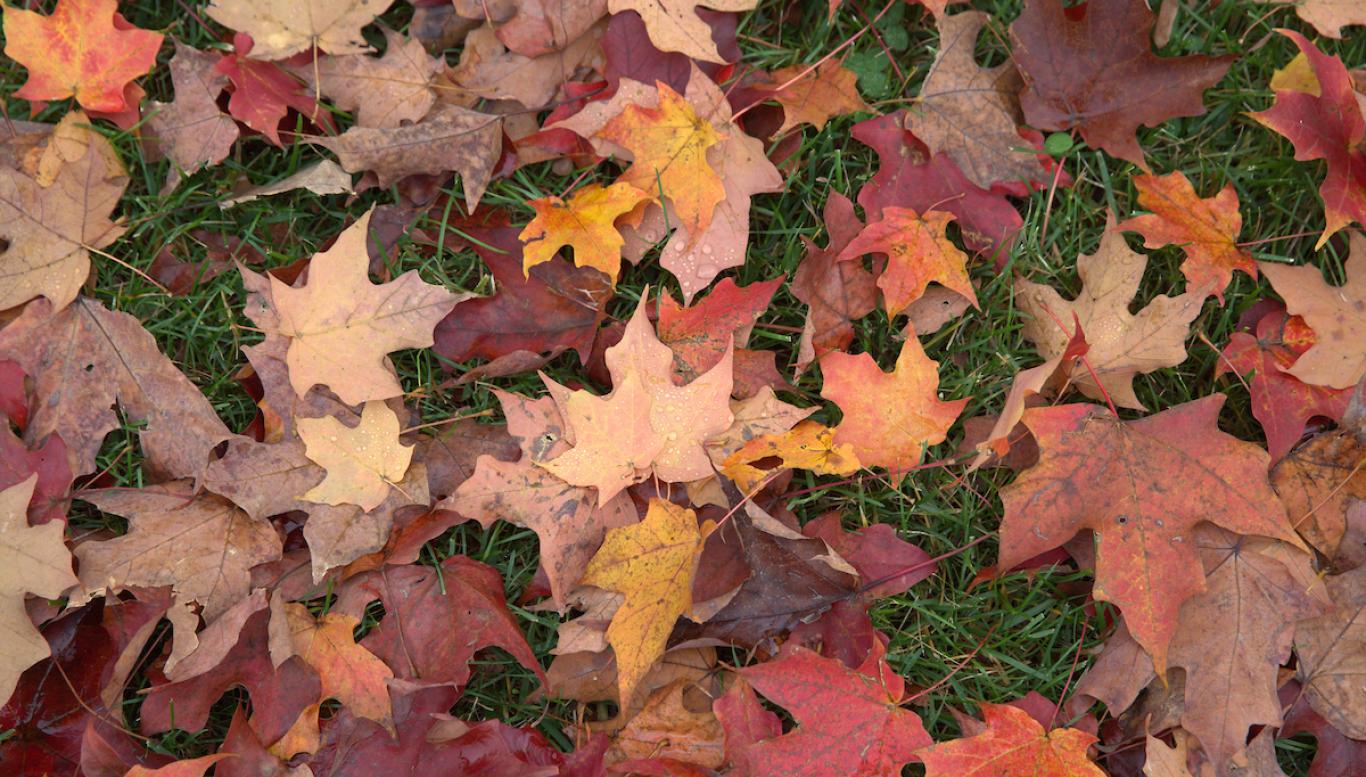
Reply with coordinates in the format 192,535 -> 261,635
0,424 -> 71,525
801,512 -> 935,598
216,33 -> 331,147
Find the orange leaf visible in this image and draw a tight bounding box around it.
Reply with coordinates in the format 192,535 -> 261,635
519,182 -> 652,281
1117,171 -> 1253,301
821,332 -> 967,479
917,703 -> 1104,776
3,0 -> 163,113
599,82 -> 726,246
283,603 -> 394,732
759,60 -> 870,134
581,498 -> 703,709
836,207 -> 978,318
721,420 -> 861,494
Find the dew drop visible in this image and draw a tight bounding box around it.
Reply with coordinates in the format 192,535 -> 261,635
701,245 -> 713,256
673,242 -> 687,252
696,264 -> 717,279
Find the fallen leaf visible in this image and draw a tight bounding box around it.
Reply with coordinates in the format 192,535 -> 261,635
451,24 -> 605,110
216,33 -> 329,148
281,602 -> 393,730
206,0 -> 395,60
0,423 -> 71,526
0,110 -> 128,312
268,209 -> 462,405
908,11 -> 1050,190
0,476 -> 78,706
801,512 -> 935,599
916,703 -> 1103,776
496,0 -> 608,57
146,42 -> 239,183
1269,0 -> 1366,39
1295,563 -> 1366,738
126,754 -> 234,777
821,332 -> 967,478
609,0 -> 754,63
851,111 -> 1022,258
222,160 -> 353,206
537,372 -> 663,503
1142,732 -> 1196,777
315,104 -> 502,205
1016,219 -> 1204,409
1010,0 -> 1233,168
3,0 -> 163,113
1278,678 -> 1366,777
1250,30 -> 1366,247
1258,234 -> 1366,389
607,679 -> 725,767
306,27 -> 441,128
721,421 -> 860,493
837,207 -> 978,317
0,297 -> 234,480
218,707 -> 309,777
657,275 -> 784,388
738,646 -> 931,777
1117,170 -> 1254,300
757,60 -> 869,134
998,396 -> 1305,675
1273,430 -> 1366,560
792,193 -> 877,374
599,81 -> 726,245
1219,307 -> 1352,463
581,499 -> 703,708
298,400 -> 413,511
75,483 -> 283,622
520,182 -> 653,280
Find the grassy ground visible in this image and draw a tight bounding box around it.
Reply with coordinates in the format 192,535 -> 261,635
5,0 -> 1363,772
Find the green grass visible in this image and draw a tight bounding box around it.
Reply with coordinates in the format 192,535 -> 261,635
4,0 -> 1361,772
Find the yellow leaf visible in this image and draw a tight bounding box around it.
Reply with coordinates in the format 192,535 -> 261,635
519,182 -> 652,281
299,400 -> 412,511
721,420 -> 861,493
581,499 -> 703,709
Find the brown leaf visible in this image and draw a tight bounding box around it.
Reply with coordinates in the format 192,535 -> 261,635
298,400 -> 413,511
75,483 -> 282,622
606,680 -> 724,768
221,160 -> 353,207
451,24 -> 604,110
315,104 -> 502,205
0,297 -> 234,480
1295,563 -> 1366,739
146,42 -> 238,185
1272,429 -> 1366,560
304,27 -> 441,128
0,110 -> 127,312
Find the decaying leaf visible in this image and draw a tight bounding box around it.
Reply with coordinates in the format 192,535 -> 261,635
146,42 -> 239,183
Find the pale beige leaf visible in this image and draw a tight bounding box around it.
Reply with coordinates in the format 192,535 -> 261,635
303,27 -> 440,128
206,0 -> 395,60
299,400 -> 413,511
222,160 -> 353,207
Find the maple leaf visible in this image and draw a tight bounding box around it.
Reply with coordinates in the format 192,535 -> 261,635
316,104 -> 503,205
1268,0 -> 1366,39
305,26 -> 441,128
908,11 -> 1050,190
0,476 -> 78,706
792,193 -> 877,374
837,207 -> 979,318
520,182 -> 653,280
1117,171 -> 1254,300
599,81 -> 726,245
1257,235 -> 1366,389
821,333 -> 967,478
147,42 -> 240,184
298,400 -> 413,511
337,556 -> 546,687
609,0 -> 754,63
75,484 -> 282,622
917,702 -> 1102,776
581,499 -> 703,709
1295,563 -> 1366,739
206,0 -> 394,61
851,112 -> 1022,257
801,512 -> 935,599
126,754 -> 235,777
657,275 -> 785,393
496,0 -> 608,57
267,209 -> 461,405
0,111 -> 128,312
1272,430 -> 1366,560
0,423 -> 71,526
538,372 -> 663,503
439,390 -> 637,607
1250,30 -> 1366,246
432,216 -> 613,367
722,421 -> 861,494
608,679 -> 726,767
2,0 -> 163,113
1278,678 -> 1366,777
1219,308 -> 1352,463
998,396 -> 1305,675
216,33 -> 330,148
1016,220 -> 1204,410
737,646 -> 931,777
280,602 -> 394,730
757,60 -> 869,134
450,24 -> 605,111
0,297 -> 233,480
1010,0 -> 1233,168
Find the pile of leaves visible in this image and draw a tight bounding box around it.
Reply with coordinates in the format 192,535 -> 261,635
0,0 -> 1363,775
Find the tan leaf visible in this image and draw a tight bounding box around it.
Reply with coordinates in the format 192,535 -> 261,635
1016,218 -> 1203,409
606,679 -> 725,767
0,476 -> 78,705
75,483 -> 283,622
1259,233 -> 1366,389
0,297 -> 234,480
302,461 -> 427,582
299,400 -> 413,511
1272,429 -> 1366,559
1296,563 -> 1366,738
304,27 -> 441,128
314,104 -> 502,205
268,209 -> 462,405
222,160 -> 353,207
205,0 -> 395,60
450,24 -> 604,110
607,0 -> 755,63
146,41 -> 239,183
0,110 -> 126,312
